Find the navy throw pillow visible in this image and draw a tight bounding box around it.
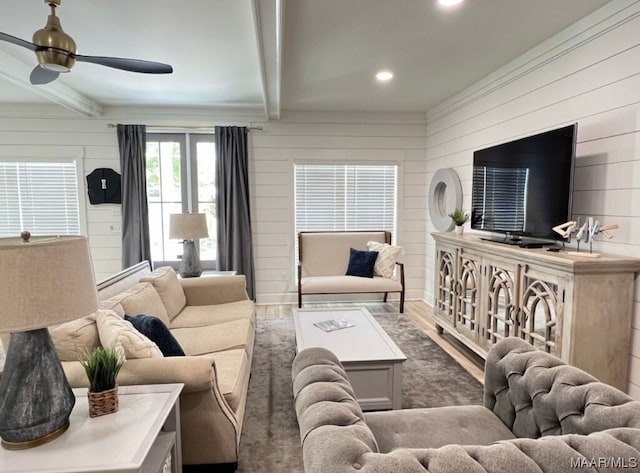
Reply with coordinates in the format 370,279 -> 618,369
125,315 -> 186,357
345,248 -> 379,278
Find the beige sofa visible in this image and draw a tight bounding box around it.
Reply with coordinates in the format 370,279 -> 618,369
51,262 -> 255,471
292,337 -> 640,473
297,231 -> 405,312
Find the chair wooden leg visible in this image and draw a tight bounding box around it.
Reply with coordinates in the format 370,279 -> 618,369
383,292 -> 388,302
399,291 -> 405,313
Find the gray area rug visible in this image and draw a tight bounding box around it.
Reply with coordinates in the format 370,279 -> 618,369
237,311 -> 484,473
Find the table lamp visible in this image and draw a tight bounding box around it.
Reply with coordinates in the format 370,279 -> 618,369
169,213 -> 209,278
0,232 -> 98,449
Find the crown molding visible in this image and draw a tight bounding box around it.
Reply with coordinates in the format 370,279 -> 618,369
426,0 -> 640,124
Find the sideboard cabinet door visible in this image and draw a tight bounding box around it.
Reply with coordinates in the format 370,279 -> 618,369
454,249 -> 482,344
517,264 -> 566,357
478,257 -> 519,352
434,245 -> 457,332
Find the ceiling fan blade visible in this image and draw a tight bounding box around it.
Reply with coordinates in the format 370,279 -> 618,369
30,66 -> 59,85
75,55 -> 173,74
0,31 -> 38,51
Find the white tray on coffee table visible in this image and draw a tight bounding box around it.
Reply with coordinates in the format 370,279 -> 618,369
293,306 -> 406,410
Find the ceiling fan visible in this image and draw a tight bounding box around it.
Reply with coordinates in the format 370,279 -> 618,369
0,0 -> 173,85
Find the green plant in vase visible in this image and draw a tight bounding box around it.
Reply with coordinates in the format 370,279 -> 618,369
80,346 -> 124,417
448,208 -> 469,235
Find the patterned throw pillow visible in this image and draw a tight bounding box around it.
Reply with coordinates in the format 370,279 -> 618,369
367,241 -> 403,278
96,309 -> 163,359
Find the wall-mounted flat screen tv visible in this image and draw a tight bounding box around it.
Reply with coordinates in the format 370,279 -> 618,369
470,124 -> 577,244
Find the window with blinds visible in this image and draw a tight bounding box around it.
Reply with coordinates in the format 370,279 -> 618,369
294,164 -> 397,236
0,161 -> 80,237
471,166 -> 529,232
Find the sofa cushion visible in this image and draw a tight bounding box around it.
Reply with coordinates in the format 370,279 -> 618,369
171,319 -> 254,356
125,314 -> 185,357
170,300 -> 256,329
140,266 -> 187,320
96,309 -> 163,359
365,405 -> 516,453
50,314 -> 100,362
200,348 -> 250,411
117,282 -> 171,326
98,296 -> 126,317
301,275 -> 402,294
367,241 -> 402,278
345,248 -> 378,278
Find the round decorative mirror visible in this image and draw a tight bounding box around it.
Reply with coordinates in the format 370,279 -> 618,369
428,168 -> 462,232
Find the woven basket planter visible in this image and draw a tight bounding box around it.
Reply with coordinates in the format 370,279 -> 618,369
88,386 -> 119,417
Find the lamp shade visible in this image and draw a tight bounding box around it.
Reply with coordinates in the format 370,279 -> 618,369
0,235 -> 98,332
169,213 -> 209,240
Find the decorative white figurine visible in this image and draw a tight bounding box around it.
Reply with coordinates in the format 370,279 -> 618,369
559,217 -> 620,258
552,221 -> 576,239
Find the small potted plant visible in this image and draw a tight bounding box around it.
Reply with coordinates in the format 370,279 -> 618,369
80,346 -> 124,417
448,208 -> 469,235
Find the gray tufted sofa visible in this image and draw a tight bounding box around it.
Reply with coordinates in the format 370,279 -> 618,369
292,337 -> 640,472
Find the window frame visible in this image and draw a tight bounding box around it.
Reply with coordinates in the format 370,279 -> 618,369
145,132 -> 216,270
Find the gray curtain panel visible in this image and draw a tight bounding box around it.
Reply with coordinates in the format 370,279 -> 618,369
117,124 -> 151,268
215,126 -> 255,300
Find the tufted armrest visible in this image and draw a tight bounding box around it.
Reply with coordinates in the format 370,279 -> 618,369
292,347 -> 380,470
484,337 -> 640,438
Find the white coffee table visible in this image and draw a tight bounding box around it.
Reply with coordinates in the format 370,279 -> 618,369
293,307 -> 406,410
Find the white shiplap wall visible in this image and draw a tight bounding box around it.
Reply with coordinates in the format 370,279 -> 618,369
0,105 -> 123,280
0,106 -> 427,302
424,0 -> 640,396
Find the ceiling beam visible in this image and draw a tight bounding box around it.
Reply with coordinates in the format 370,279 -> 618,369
250,0 -> 269,120
0,49 -> 103,117
250,0 -> 282,120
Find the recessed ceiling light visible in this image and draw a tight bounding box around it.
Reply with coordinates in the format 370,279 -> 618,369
438,0 -> 463,7
376,70 -> 394,82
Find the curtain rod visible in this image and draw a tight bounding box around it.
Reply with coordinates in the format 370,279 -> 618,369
107,123 -> 263,131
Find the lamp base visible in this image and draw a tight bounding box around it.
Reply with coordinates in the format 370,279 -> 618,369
0,329 -> 75,449
180,239 -> 202,278
1,421 -> 69,450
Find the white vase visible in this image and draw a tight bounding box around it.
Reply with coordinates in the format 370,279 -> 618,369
455,225 -> 464,235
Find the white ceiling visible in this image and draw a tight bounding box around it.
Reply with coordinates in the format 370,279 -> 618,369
0,0 -> 611,118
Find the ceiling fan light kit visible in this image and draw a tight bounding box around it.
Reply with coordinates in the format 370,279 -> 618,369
0,0 -> 173,85
33,1 -> 76,72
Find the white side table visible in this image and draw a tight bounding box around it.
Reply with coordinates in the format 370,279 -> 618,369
0,383 -> 183,473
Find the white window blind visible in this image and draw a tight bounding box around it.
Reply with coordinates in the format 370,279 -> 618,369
471,166 -> 529,232
0,161 -> 80,237
294,164 -> 397,235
